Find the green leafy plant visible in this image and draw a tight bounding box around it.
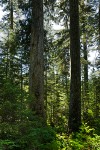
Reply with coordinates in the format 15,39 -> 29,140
68,123 -> 100,150
0,140 -> 19,150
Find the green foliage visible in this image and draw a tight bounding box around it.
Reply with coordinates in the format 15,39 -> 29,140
0,0 -> 100,150
68,123 -> 100,150
56,134 -> 71,150
1,123 -> 100,150
18,125 -> 58,150
23,126 -> 57,150
1,117 -> 58,150
0,80 -> 23,123
0,140 -> 19,150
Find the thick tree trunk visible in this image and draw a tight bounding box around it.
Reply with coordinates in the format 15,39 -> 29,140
29,0 -> 45,118
68,0 -> 81,133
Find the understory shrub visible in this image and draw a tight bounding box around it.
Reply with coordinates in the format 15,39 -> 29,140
1,123 -> 100,150
68,123 -> 100,150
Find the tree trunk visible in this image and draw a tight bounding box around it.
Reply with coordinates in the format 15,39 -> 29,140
83,32 -> 89,109
10,0 -> 13,29
68,0 -> 81,133
99,3 -> 100,49
29,0 -> 45,118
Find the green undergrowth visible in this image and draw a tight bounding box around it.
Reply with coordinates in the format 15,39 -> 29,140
67,123 -> 100,150
0,123 -> 100,150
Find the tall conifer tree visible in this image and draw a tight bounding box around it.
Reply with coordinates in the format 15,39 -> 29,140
29,0 -> 45,118
68,0 -> 81,133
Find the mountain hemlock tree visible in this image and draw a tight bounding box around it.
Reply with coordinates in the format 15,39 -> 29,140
29,0 -> 45,118
68,0 -> 81,133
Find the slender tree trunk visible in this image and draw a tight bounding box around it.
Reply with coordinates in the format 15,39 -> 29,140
83,32 -> 89,108
10,0 -> 13,29
68,0 -> 81,133
83,40 -> 88,93
20,48 -> 23,120
6,48 -> 9,79
44,60 -> 48,121
95,80 -> 100,117
29,0 -> 45,118
99,3 -> 100,49
6,0 -> 13,79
